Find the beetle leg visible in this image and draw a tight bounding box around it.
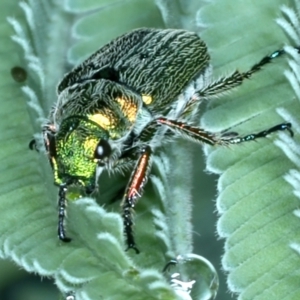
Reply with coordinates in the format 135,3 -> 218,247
221,122 -> 293,144
121,145 -> 152,253
182,49 -> 286,116
201,49 -> 285,97
58,184 -> 72,242
156,117 -> 293,146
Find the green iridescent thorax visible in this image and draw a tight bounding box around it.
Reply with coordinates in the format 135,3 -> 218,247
52,117 -> 108,187
50,79 -> 142,189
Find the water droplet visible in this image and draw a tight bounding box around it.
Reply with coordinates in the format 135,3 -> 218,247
164,253 -> 219,300
65,291 -> 75,300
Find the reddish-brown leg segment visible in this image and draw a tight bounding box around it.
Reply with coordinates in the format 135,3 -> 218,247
121,146 -> 152,253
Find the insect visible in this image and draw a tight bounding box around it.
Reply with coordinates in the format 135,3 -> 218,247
35,28 -> 293,253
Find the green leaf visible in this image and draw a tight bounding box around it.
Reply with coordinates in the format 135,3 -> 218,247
1,1 -> 211,299
66,0 -> 165,64
200,0 -> 300,299
3,0 -> 300,299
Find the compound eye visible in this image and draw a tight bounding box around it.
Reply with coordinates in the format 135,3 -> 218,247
94,139 -> 111,159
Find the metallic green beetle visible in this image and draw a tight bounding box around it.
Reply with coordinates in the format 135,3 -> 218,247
40,28 -> 292,253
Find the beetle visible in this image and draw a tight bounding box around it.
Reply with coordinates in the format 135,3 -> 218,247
37,28 -> 293,253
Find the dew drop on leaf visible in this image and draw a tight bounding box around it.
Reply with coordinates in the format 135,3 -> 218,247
164,253 -> 219,300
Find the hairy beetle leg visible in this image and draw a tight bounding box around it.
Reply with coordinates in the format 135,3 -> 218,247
157,118 -> 293,146
122,146 -> 152,254
183,48 -> 288,116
